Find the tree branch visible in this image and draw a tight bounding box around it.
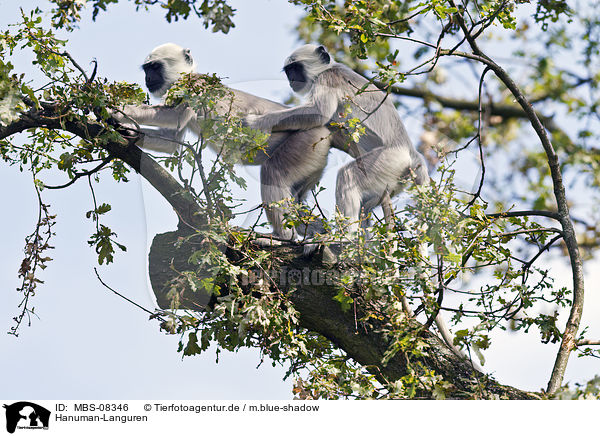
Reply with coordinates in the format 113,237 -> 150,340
577,340 -> 600,346
148,227 -> 537,399
0,107 -> 204,229
44,156 -> 113,190
486,210 -> 560,221
446,1 -> 585,395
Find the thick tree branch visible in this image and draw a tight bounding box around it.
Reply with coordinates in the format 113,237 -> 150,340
148,228 -> 537,399
0,107 -> 203,229
377,82 -> 575,151
385,83 -> 540,119
383,82 -> 576,146
486,210 -> 560,221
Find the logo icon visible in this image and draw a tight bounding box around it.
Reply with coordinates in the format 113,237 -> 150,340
3,402 -> 50,434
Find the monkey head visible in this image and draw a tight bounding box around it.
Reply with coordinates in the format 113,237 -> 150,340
283,44 -> 331,95
142,43 -> 196,98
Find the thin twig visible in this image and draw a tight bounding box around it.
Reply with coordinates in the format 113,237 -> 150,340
94,268 -> 165,322
44,156 -> 112,190
521,233 -> 564,283
422,254 -> 444,331
466,65 -> 492,207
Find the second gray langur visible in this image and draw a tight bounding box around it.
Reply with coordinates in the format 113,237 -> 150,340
114,43 -> 334,242
243,44 -> 430,233
245,45 -> 481,366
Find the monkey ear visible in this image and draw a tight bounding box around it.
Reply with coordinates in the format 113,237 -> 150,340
316,45 -> 331,64
183,48 -> 194,65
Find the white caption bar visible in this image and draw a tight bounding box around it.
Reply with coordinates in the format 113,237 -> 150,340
0,400 -> 596,435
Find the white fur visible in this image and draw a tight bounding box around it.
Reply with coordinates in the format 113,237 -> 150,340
285,44 -> 332,87
144,43 -> 196,98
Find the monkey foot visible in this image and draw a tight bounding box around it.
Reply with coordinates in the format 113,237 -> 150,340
253,236 -> 284,247
303,240 -> 320,257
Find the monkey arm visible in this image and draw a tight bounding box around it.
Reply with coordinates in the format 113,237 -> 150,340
111,105 -> 191,154
138,127 -> 184,154
244,93 -> 338,132
116,104 -> 196,131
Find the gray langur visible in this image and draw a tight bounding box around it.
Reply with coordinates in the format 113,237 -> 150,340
114,43 -> 334,242
243,45 -> 477,365
243,44 -> 430,233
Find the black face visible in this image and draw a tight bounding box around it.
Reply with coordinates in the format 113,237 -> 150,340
284,61 -> 307,93
142,61 -> 165,93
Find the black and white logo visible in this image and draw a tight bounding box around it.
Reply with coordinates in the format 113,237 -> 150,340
3,402 -> 50,434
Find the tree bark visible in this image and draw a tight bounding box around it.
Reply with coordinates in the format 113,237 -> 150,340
148,228 -> 538,399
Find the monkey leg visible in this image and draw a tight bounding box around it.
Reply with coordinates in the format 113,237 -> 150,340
335,146 -> 423,233
259,128 -> 330,243
338,149 -> 474,367
138,127 -> 185,153
118,104 -> 196,130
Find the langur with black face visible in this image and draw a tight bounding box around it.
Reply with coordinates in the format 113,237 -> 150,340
244,45 -> 479,365
243,44 -> 430,233
115,43 -> 334,243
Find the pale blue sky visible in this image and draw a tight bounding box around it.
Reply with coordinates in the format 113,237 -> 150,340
1,0 -> 599,399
